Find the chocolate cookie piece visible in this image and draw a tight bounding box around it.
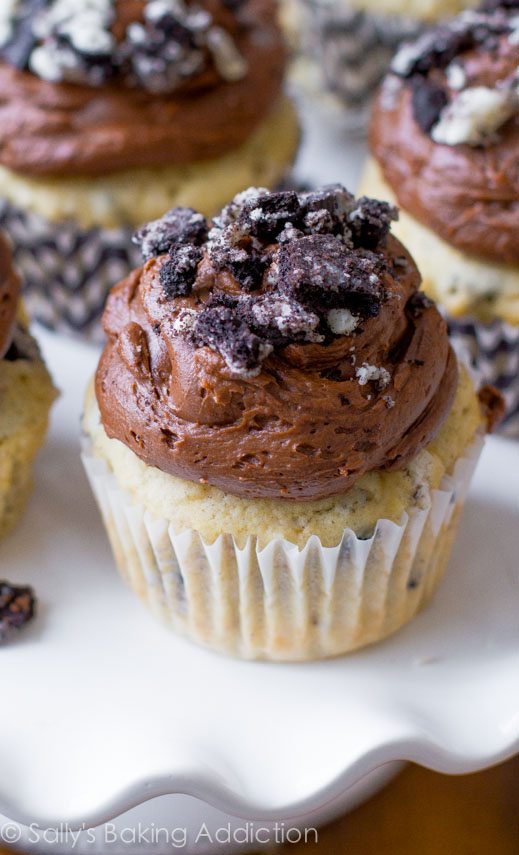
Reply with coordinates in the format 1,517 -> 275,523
160,244 -> 203,298
276,234 -> 385,317
348,196 -> 398,249
158,186 -> 395,377
0,581 -> 36,643
178,300 -> 272,377
134,208 -> 208,261
390,3 -> 519,143
411,77 -> 450,134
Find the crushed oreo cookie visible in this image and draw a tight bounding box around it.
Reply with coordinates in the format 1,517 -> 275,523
275,235 -> 385,317
174,290 -> 322,375
135,186 -> 400,377
348,197 -> 398,250
0,0 -> 249,91
160,244 -> 203,298
175,299 -> 273,377
135,185 -> 397,377
411,77 -> 450,134
133,208 -> 208,260
138,186 -> 401,375
390,3 -> 519,144
0,580 -> 36,643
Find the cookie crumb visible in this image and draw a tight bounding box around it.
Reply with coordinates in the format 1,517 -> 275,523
0,581 -> 36,643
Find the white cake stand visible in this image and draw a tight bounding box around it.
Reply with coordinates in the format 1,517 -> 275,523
0,103 -> 518,855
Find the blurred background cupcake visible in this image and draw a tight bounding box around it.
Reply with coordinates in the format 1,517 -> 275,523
0,231 -> 56,540
82,185 -> 500,660
363,0 -> 519,435
0,0 -> 299,341
283,0 -> 479,131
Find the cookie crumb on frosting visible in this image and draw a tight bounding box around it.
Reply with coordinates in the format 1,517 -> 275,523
133,185 -> 400,377
356,363 -> 392,389
0,0 -> 249,91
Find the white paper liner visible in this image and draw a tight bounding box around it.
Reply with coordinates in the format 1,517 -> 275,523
82,435 -> 484,661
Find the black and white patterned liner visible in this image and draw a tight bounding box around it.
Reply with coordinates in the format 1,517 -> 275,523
448,316 -> 519,437
298,1 -> 423,125
0,199 -> 141,343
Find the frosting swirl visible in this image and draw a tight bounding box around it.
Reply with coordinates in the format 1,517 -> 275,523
370,3 -> 519,265
0,0 -> 285,176
0,232 -> 21,360
96,186 -> 459,501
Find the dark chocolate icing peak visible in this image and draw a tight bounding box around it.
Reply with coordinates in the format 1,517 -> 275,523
96,185 -> 459,501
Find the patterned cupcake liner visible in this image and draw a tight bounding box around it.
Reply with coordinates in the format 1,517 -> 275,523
0,198 -> 142,344
295,1 -> 422,127
447,318 -> 519,438
82,434 -> 484,661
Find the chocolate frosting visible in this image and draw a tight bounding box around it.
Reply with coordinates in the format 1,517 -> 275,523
0,232 -> 20,360
370,8 -> 519,265
0,0 -> 285,176
96,186 -> 459,501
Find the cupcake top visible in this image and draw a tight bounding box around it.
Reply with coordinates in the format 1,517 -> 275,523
0,233 -> 21,361
0,0 -> 285,176
370,0 -> 519,264
96,185 -> 459,501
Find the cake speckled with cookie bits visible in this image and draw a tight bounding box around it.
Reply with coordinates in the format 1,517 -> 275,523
0,0 -> 299,339
0,231 -> 56,541
362,0 -> 519,434
83,184 -> 501,660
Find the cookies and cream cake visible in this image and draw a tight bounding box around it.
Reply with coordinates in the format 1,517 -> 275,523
83,185 -> 500,659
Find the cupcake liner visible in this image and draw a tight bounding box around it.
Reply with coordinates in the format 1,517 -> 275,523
0,198 -> 142,343
447,317 -> 519,438
293,1 -> 422,129
82,434 -> 484,661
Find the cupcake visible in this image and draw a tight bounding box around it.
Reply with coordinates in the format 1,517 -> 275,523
363,1 -> 519,434
0,1 -> 299,341
286,0 -> 478,130
82,185 -> 501,661
0,232 -> 56,540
